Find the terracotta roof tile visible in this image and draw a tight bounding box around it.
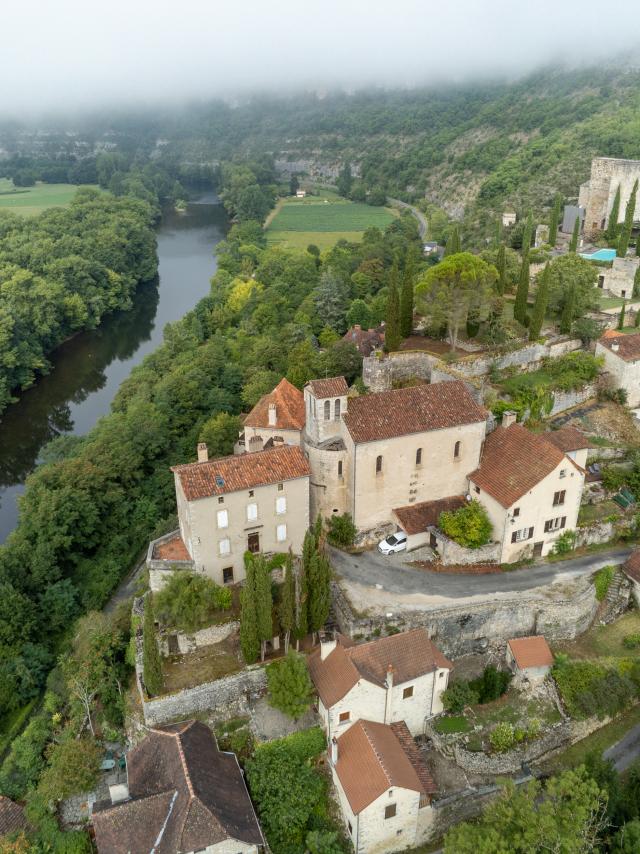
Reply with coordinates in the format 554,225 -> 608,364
243,378 -> 306,431
308,629 -> 451,707
623,550 -> 640,584
598,331 -> 640,361
0,797 -> 27,838
393,496 -> 467,535
343,381 -> 486,444
306,376 -> 349,398
507,636 -> 554,670
153,532 -> 191,562
390,721 -> 436,796
335,720 -> 427,813
469,424 -> 569,508
172,445 -> 310,502
544,426 -> 589,453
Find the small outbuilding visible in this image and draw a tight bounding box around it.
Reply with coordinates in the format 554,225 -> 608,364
622,550 -> 640,607
392,496 -> 467,551
506,635 -> 554,681
296,189 -> 306,198
502,210 -> 517,228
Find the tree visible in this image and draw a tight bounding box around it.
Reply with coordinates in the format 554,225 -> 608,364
143,594 -> 163,697
314,269 -> 350,332
307,552 -> 331,639
198,412 -> 242,459
279,552 -> 296,654
240,554 -> 260,664
514,252 -> 530,325
438,500 -> 492,548
336,163 -> 352,197
496,243 -> 507,295
611,820 -> 640,854
384,259 -> 402,351
289,174 -> 299,196
546,254 -> 599,319
606,184 -> 622,241
266,651 -> 314,719
415,253 -> 497,350
444,224 -> 461,256
306,830 -> 344,854
345,298 -> 372,330
155,573 -> 231,633
549,193 -> 562,248
617,179 -> 638,258
618,300 -> 627,330
326,513 -> 357,548
400,250 -> 416,337
560,286 -> 576,335
569,213 -> 581,253
529,263 -> 549,340
254,555 -> 274,662
38,731 -> 101,803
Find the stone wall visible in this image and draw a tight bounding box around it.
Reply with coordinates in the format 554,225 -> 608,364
158,621 -> 239,657
331,578 -> 599,657
549,383 -> 597,416
429,527 -> 501,566
451,722 -> 571,774
575,521 -> 615,548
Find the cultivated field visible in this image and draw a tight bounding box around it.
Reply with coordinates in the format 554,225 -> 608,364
0,181 -> 100,216
265,193 -> 397,250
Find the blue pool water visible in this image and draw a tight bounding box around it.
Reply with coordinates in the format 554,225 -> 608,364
580,248 -> 616,262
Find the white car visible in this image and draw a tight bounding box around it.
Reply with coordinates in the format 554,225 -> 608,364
378,531 -> 407,554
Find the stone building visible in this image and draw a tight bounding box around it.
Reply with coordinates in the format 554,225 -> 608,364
308,629 -> 451,739
595,330 -> 640,407
596,256 -> 640,300
502,210 -> 516,227
238,377 -> 305,453
468,419 -> 586,564
506,635 -> 553,682
342,324 -> 385,356
579,156 -> 640,238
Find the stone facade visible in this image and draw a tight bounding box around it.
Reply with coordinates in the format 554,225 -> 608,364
158,621 -> 239,657
596,338 -> 640,407
596,257 -> 640,300
428,528 -> 501,566
549,383 -> 597,416
579,157 -> 640,238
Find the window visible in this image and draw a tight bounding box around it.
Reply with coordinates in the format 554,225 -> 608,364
324,400 -> 331,420
454,440 -> 461,459
219,538 -> 231,556
338,460 -> 343,477
348,822 -> 353,836
277,482 -> 284,491
553,490 -> 566,506
376,455 -> 383,475
559,469 -> 566,479
544,516 -> 566,533
403,686 -> 414,699
439,671 -> 445,678
276,496 -> 287,515
474,485 -> 480,494
248,490 -> 254,497
511,527 -> 534,544
385,804 -> 397,820
513,507 -> 520,517
222,566 -> 234,584
247,532 -> 260,553
339,711 -> 350,723
416,448 -> 422,465
335,398 -> 341,419
217,496 -> 224,504
247,503 -> 258,522
217,509 -> 228,529
277,523 -> 287,542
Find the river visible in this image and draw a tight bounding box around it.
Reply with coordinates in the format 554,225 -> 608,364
0,193 -> 228,543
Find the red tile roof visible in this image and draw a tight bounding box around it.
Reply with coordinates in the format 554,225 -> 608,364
469,424 -> 569,508
393,496 -> 467,535
507,636 -> 554,670
623,550 -> 640,584
153,532 -> 191,562
334,720 -> 432,814
308,629 -> 451,707
343,381 -> 486,444
0,797 -> 27,838
306,376 -> 349,398
544,426 -> 589,453
342,325 -> 385,356
172,445 -> 310,502
243,378 -> 306,431
598,331 -> 640,361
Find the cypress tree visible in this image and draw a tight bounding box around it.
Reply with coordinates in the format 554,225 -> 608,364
560,286 -> 575,335
254,555 -> 273,662
514,255 -> 530,325
617,179 -> 638,258
143,594 -> 163,697
569,214 -> 580,253
385,259 -> 401,351
521,211 -> 533,256
529,263 -> 550,341
400,250 -> 416,338
635,307 -> 640,328
617,300 -> 627,331
495,219 -> 503,248
606,184 -> 622,242
549,193 -> 562,248
240,553 -> 260,664
496,244 -> 507,296
444,225 -> 461,256
279,551 -> 296,654
308,552 -> 331,641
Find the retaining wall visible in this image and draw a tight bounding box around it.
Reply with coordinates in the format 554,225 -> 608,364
429,527 -> 501,566
549,384 -> 597,416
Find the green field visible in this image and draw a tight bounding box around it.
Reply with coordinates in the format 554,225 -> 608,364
0,181 -> 100,216
265,194 -> 397,249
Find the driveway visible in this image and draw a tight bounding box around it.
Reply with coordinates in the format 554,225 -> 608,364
604,722 -> 640,773
328,545 -> 633,602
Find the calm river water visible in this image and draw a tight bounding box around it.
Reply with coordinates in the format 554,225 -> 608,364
0,194 -> 228,542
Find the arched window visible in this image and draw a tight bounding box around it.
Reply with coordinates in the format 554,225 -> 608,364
454,440 -> 461,459
324,400 -> 331,420
416,448 -> 422,465
334,398 -> 341,420
376,455 -> 383,475
338,460 -> 343,477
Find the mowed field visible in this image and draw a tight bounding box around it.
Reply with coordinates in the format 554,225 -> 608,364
265,193 -> 398,250
0,181 -> 100,216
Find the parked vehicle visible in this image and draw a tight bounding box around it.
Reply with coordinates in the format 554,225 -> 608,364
378,531 -> 407,554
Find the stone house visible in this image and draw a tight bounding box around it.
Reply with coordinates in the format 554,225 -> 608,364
502,210 -> 516,227
543,425 -> 590,470
330,718 -> 436,854
238,377 -> 305,453
595,330 -> 640,407
468,419 -> 585,564
596,257 -> 640,300
622,550 -> 640,607
161,444 -> 310,587
342,324 -> 385,356
92,720 -> 264,853
506,635 -> 554,682
579,156 -> 640,238
307,629 -> 451,739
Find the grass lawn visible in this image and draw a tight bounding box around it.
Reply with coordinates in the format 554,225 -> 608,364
0,181 -> 100,216
161,637 -> 243,693
434,715 -> 471,734
265,194 -> 397,250
578,499 -> 622,526
599,295 -> 638,310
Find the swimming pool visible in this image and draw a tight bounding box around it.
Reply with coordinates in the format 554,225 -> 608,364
580,248 -> 616,262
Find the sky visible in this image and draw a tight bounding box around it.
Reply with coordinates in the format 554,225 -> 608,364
4,0 -> 640,114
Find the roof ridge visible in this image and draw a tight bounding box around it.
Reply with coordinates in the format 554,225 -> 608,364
93,788 -> 174,817
359,721 -> 393,788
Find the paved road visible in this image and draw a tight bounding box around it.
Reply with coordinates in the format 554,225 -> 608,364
388,197 -> 428,239
604,723 -> 640,773
328,545 -> 633,600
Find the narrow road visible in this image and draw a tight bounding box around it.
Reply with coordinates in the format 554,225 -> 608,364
604,722 -> 640,773
387,197 -> 428,239
328,545 -> 633,600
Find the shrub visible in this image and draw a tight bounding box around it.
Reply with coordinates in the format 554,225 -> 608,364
594,565 -> 615,602
623,633 -> 640,649
442,681 -> 479,714
326,513 -> 357,548
470,665 -> 512,704
551,530 -> 577,556
490,722 -> 516,752
439,500 -> 492,549
155,572 -> 232,633
142,595 -> 163,697
266,651 -> 315,720
552,659 -> 638,719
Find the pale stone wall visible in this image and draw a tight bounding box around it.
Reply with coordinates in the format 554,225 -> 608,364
598,257 -> 640,299
549,383 -> 597,416
176,474 -> 309,585
242,424 -> 301,451
304,386 -> 348,444
206,839 -> 258,854
595,342 -> 640,406
158,621 -> 239,657
582,157 -> 640,237
307,442 -> 350,522
429,527 -> 501,566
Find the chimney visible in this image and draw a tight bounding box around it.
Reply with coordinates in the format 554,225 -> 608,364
330,737 -> 338,765
501,410 -> 517,429
386,663 -> 394,689
384,664 -> 394,724
611,342 -> 620,353
268,402 -> 277,426
197,442 -> 209,463
320,636 -> 337,660
109,782 -> 130,805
